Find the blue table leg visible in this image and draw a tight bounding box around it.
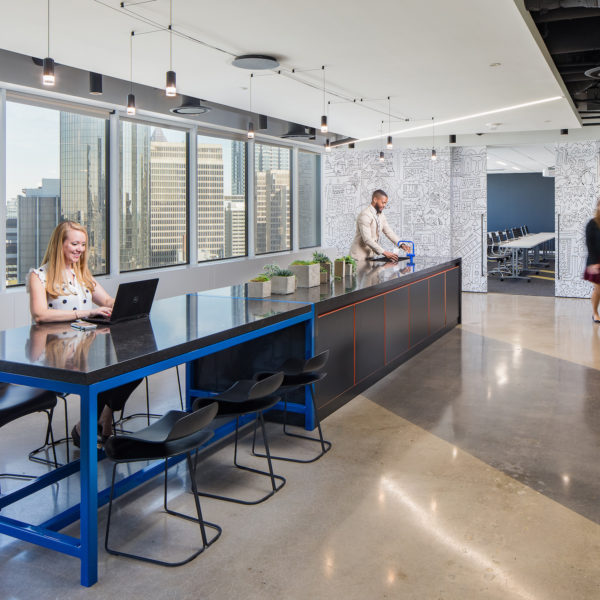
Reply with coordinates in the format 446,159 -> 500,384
304,306 -> 316,430
80,386 -> 98,587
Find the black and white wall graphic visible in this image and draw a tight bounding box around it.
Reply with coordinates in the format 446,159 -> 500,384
323,146 -> 487,292
555,141 -> 600,298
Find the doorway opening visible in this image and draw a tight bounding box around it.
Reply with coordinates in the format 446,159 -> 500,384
486,144 -> 556,297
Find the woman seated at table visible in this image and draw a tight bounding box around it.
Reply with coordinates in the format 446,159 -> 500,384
27,221 -> 141,447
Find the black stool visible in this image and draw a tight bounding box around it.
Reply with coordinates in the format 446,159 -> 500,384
0,383 -> 58,492
252,350 -> 332,463
104,402 -> 221,567
192,371 -> 285,505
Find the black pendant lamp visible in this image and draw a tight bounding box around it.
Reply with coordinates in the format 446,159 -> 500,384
42,0 -> 55,85
89,72 -> 103,95
127,32 -> 136,115
320,66 -> 328,133
165,0 -> 176,96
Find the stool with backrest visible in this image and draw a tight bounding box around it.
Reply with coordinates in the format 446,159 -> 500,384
251,350 -> 332,463
0,383 -> 58,493
103,402 -> 221,566
191,371 -> 285,505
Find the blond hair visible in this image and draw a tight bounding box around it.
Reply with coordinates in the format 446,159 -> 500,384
41,221 -> 96,298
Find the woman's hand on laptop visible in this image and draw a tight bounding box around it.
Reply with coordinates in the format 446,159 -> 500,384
75,306 -> 112,320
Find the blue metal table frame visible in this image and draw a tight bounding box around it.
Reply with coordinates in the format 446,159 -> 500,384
0,304 -> 314,587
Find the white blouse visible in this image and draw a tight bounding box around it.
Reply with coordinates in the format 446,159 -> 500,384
28,266 -> 93,313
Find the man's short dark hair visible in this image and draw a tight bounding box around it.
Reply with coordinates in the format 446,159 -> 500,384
372,189 -> 388,201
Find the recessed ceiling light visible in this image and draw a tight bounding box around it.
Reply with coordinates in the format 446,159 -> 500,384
232,54 -> 279,70
489,62 -> 501,67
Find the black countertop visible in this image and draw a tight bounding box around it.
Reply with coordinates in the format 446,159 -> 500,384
0,294 -> 312,385
201,256 -> 460,313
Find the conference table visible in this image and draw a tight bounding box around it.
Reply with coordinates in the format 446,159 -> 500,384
499,232 -> 555,280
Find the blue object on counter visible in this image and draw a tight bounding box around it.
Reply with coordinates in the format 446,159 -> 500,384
397,240 -> 415,264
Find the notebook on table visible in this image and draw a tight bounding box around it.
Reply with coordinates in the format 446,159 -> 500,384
83,278 -> 159,325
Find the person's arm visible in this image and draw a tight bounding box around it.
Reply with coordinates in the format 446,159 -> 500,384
357,211 -> 385,255
29,272 -> 112,323
91,279 -> 115,309
587,221 -> 600,273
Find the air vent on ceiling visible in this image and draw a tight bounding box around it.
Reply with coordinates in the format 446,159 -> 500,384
170,97 -> 212,115
281,124 -> 316,139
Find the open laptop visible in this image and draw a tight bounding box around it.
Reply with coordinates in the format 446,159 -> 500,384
83,278 -> 159,325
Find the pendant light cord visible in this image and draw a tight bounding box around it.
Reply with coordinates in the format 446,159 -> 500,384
169,0 -> 173,70
388,97 -> 391,135
130,31 -> 134,93
322,65 -> 326,115
249,73 -> 253,114
432,116 -> 435,149
47,0 -> 50,56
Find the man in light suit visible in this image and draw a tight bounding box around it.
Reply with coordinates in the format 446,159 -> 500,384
349,189 -> 410,262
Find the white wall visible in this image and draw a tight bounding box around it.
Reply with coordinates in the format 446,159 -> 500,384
322,146 -> 487,292
0,247 -> 336,330
555,141 -> 600,298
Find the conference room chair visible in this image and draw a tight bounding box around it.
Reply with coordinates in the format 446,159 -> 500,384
0,383 -> 58,493
250,350 -> 332,463
487,233 -> 511,279
192,371 -> 285,505
104,402 -> 221,566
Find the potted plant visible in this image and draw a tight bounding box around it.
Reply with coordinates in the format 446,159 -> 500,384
312,251 -> 332,283
289,260 -> 320,288
334,257 -> 346,278
343,255 -> 357,277
264,264 -> 296,295
247,274 -> 271,298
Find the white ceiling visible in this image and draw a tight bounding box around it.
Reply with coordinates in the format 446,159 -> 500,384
487,144 -> 557,174
0,0 -> 582,142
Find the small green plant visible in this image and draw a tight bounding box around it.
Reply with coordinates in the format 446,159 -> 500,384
334,257 -> 345,262
290,259 -> 316,266
343,255 -> 357,268
263,264 -> 294,278
250,274 -> 270,282
320,265 -> 328,273
312,251 -> 331,264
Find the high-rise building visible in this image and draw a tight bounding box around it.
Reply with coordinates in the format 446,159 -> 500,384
149,128 -> 187,267
231,142 -> 245,196
197,144 -> 225,261
60,112 -> 107,274
120,122 -> 151,271
224,196 -> 246,257
17,179 -> 60,284
254,170 -> 290,254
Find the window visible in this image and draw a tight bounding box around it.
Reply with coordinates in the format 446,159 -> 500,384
5,101 -> 108,286
120,121 -> 187,271
254,142 -> 291,254
298,150 -> 321,248
197,134 -> 246,261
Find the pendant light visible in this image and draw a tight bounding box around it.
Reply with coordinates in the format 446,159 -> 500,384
431,116 -> 437,161
325,138 -> 331,152
379,121 -> 385,162
127,31 -> 136,115
165,0 -> 176,96
42,0 -> 55,86
386,97 -> 393,149
247,73 -> 255,139
89,72 -> 103,95
320,66 -> 328,133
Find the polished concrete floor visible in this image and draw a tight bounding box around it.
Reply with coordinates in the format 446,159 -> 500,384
2,292 -> 600,599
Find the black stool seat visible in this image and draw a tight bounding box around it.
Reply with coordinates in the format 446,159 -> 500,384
252,350 -> 332,464
104,403 -> 222,567
0,383 -> 57,428
192,371 -> 285,505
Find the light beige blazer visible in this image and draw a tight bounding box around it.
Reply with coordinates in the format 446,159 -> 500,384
349,205 -> 400,260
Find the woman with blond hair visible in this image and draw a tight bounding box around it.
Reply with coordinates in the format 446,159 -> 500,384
28,221 -> 141,446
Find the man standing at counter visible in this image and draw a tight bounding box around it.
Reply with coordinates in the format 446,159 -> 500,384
350,189 -> 410,262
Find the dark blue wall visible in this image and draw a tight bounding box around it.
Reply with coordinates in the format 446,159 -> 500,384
487,173 -> 555,233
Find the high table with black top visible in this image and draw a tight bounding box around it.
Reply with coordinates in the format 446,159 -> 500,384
0,255 -> 461,587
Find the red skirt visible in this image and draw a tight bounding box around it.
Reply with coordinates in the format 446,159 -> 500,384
584,267 -> 600,284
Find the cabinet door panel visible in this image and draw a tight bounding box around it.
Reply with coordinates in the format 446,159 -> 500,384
355,296 -> 385,382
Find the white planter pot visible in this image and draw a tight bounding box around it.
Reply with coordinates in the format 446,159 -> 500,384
271,275 -> 296,295
247,280 -> 271,298
289,263 -> 320,288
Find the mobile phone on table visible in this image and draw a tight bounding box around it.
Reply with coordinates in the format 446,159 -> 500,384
71,320 -> 97,331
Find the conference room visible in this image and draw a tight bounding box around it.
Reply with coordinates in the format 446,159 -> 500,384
1,1 -> 600,598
